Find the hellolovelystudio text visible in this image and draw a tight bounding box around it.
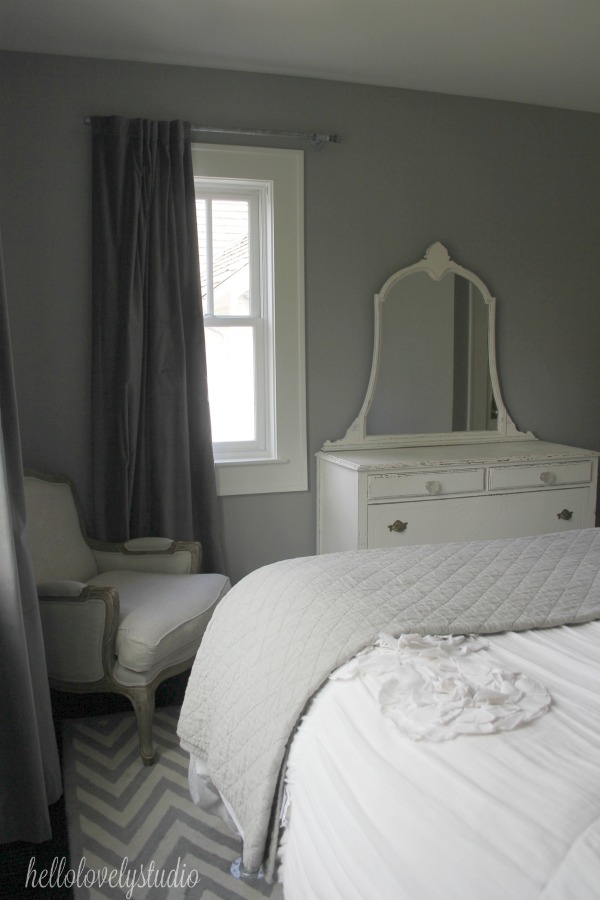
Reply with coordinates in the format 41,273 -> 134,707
26,855 -> 201,898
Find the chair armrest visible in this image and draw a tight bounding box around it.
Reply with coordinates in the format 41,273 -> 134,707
89,538 -> 202,574
38,580 -> 90,598
38,584 -> 119,684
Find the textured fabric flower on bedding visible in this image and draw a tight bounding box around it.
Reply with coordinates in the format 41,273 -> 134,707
331,633 -> 551,741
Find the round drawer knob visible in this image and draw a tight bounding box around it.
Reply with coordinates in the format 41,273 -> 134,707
387,520 -> 408,533
540,471 -> 557,485
425,480 -> 442,494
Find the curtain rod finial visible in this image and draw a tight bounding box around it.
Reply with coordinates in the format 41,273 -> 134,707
310,133 -> 341,149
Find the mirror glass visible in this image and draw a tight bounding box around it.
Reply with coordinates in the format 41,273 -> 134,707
366,272 -> 497,436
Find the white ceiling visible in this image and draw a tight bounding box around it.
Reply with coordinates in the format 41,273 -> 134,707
2,0 -> 600,114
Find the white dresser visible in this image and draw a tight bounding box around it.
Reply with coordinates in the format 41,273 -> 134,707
317,441 -> 598,553
316,243 -> 598,554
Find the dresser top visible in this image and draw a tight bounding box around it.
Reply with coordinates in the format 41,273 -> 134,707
316,439 -> 599,472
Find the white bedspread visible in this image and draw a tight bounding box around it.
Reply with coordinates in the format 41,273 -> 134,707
178,529 -> 600,877
280,620 -> 600,900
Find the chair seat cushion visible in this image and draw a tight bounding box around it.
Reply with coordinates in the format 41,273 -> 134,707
88,570 -> 230,674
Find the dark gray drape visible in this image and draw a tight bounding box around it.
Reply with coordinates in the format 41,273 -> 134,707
91,117 -> 223,573
0,225 -> 62,842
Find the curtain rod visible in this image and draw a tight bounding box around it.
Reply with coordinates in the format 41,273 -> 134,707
84,118 -> 340,149
190,125 -> 340,149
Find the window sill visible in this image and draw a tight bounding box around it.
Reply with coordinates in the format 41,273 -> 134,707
214,456 -> 290,466
214,454 -> 306,496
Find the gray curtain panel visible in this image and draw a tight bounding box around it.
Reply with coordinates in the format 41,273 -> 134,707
0,227 -> 62,843
91,117 -> 224,574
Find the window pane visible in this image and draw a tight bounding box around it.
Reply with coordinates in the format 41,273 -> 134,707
205,326 -> 255,442
195,198 -> 208,314
212,199 -> 250,316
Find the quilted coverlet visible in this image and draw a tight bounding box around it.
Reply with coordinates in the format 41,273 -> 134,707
177,528 -> 600,878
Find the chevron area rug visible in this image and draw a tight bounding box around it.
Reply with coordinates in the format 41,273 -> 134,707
62,707 -> 285,900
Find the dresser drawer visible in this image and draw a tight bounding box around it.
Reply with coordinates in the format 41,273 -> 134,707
488,460 -> 592,491
367,487 -> 591,549
368,467 -> 485,500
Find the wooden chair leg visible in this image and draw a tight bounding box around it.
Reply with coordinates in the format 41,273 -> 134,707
127,686 -> 156,765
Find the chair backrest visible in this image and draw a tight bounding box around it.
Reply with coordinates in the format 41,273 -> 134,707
24,474 -> 98,583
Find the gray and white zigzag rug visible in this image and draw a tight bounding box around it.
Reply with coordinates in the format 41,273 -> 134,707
62,707 -> 284,900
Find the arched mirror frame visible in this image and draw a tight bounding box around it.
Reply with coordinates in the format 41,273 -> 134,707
323,242 -> 532,451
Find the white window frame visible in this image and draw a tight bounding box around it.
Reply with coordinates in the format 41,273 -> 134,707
192,143 -> 307,496
197,181 -> 273,458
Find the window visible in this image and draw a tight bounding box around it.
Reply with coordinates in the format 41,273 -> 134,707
196,183 -> 272,456
192,144 -> 307,496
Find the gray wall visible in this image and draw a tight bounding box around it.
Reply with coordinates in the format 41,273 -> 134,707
2,50 -> 600,583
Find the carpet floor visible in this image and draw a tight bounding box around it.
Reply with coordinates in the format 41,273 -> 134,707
62,706 -> 285,900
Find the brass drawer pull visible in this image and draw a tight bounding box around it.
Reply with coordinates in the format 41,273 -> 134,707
425,480 -> 442,494
557,509 -> 573,520
387,520 -> 408,533
540,471 -> 557,485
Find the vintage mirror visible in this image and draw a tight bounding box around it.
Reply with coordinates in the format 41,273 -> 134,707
323,242 -> 529,451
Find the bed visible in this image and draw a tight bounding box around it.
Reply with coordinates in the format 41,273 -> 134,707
177,528 -> 600,899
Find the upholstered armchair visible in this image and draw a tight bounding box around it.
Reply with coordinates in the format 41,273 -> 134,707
23,470 -> 230,765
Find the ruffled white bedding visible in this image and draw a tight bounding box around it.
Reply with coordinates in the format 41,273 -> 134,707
332,633 -> 551,741
280,620 -> 600,900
